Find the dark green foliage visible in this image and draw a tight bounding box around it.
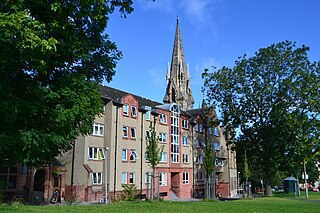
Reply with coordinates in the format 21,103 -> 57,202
202,40 -> 320,196
0,0 -> 134,166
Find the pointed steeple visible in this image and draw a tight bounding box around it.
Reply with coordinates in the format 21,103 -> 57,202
163,17 -> 194,111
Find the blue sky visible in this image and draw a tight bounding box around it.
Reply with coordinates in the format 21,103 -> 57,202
105,0 -> 320,109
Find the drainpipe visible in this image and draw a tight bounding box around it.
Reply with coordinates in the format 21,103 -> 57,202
139,108 -> 147,197
112,101 -> 123,198
71,140 -> 75,197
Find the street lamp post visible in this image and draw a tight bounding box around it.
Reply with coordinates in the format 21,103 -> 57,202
104,147 -> 109,204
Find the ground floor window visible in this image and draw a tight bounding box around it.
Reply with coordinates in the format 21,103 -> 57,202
92,172 -> 102,185
0,166 -> 17,190
183,172 -> 189,184
159,172 -> 167,186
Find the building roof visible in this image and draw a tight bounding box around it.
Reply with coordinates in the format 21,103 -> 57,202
100,85 -> 162,109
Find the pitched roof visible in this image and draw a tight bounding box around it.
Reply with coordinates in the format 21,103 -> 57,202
100,85 -> 162,108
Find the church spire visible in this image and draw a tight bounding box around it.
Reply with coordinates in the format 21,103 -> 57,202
163,17 -> 194,111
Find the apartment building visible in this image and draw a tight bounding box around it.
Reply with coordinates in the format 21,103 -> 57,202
0,18 -> 237,203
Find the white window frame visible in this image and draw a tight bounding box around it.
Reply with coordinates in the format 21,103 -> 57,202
129,172 -> 135,184
93,123 -> 104,136
159,172 -> 167,186
122,149 -> 127,161
182,154 -> 189,164
183,172 -> 189,184
121,172 -> 127,184
159,114 -> 167,124
182,136 -> 188,146
88,147 -> 105,160
182,120 -> 188,129
131,127 -> 136,139
92,172 -> 103,185
214,142 -> 220,151
146,110 -> 151,121
130,149 -> 139,161
123,104 -> 129,116
216,159 -> 224,167
131,105 -> 137,117
123,126 -> 128,138
160,152 -> 167,162
214,127 -> 219,137
159,132 -> 167,143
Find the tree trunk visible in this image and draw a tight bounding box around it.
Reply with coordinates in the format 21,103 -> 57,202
152,169 -> 155,200
265,184 -> 272,196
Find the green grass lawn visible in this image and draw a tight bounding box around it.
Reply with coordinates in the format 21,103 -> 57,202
1,195 -> 320,213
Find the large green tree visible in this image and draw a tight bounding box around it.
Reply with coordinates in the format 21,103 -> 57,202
202,40 -> 320,196
0,0 -> 133,166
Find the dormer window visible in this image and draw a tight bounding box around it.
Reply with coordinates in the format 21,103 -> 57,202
131,106 -> 137,117
123,104 -> 129,116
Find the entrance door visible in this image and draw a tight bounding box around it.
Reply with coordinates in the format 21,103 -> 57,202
33,170 -> 45,203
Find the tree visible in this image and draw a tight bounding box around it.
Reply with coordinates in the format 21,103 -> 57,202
0,0 -> 134,166
145,118 -> 164,200
202,40 -> 320,196
202,103 -> 219,199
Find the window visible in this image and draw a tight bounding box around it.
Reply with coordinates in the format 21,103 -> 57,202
145,172 -> 150,184
182,136 -> 188,146
200,155 -> 203,164
171,109 -> 179,163
159,132 -> 167,143
197,172 -> 203,181
131,127 -> 136,139
214,127 -> 219,137
216,159 -> 224,167
93,123 -> 104,136
198,155 -> 203,165
160,152 -> 167,162
183,172 -> 189,184
146,130 -> 151,141
209,127 -> 213,135
201,140 -> 206,148
214,142 -> 220,151
159,172 -> 167,186
199,124 -> 203,133
88,147 -> 105,160
123,104 -> 129,115
129,172 -> 135,184
123,126 -> 128,138
0,167 -> 17,190
182,120 -> 188,129
121,172 -> 127,184
122,149 -> 127,161
146,111 -> 151,121
182,154 -> 189,164
160,114 -> 167,124
195,139 -> 199,148
92,173 -> 102,185
130,150 -> 139,161
195,124 -> 199,132
131,106 -> 137,117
